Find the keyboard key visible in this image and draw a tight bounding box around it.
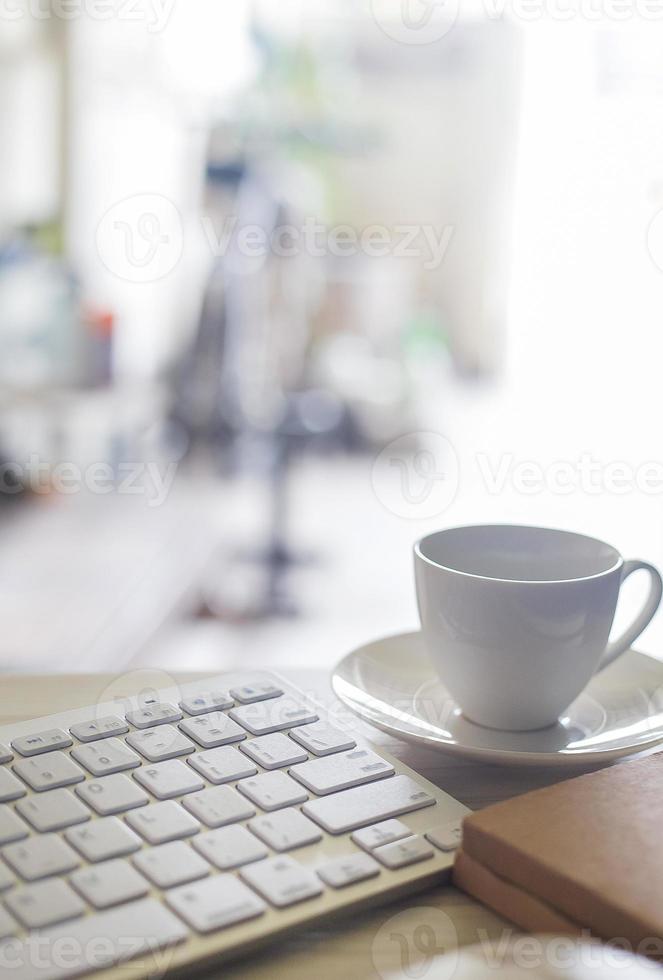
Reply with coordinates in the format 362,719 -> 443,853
352,819 -> 411,852
240,856 -> 323,908
70,716 -> 129,742
240,733 -> 307,769
182,786 -> 255,828
126,800 -> 200,845
4,897 -> 188,973
0,806 -> 28,844
126,726 -> 195,762
248,808 -> 322,852
289,722 -> 356,757
125,702 -> 182,729
71,858 -> 149,909
290,748 -> 394,795
317,852 -> 380,889
5,879 -> 85,929
167,874 -> 266,933
76,774 -> 149,816
180,691 -> 233,715
373,834 -> 435,869
17,788 -> 90,832
133,840 -> 210,889
65,816 -> 142,863
0,768 -> 26,802
133,760 -> 204,800
12,729 -> 72,757
425,819 -> 463,852
13,752 -> 85,791
303,775 -> 435,834
230,698 -> 318,736
237,771 -> 308,811
72,737 -> 141,776
3,834 -> 80,880
179,712 -> 246,748
0,904 -> 17,939
229,682 -> 282,703
0,862 -> 15,891
187,746 -> 257,785
0,743 -> 13,764
193,825 -> 268,870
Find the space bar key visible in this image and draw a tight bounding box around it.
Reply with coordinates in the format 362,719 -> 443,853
1,898 -> 189,980
302,775 -> 435,834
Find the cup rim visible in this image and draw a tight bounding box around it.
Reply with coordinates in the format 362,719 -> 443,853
414,523 -> 623,584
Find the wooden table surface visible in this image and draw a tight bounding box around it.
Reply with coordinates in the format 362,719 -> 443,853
0,668 -> 611,979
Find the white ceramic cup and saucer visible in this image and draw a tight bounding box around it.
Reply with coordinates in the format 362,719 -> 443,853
333,525 -> 663,766
415,524 -> 662,731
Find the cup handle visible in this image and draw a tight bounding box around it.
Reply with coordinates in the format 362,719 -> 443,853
598,559 -> 663,671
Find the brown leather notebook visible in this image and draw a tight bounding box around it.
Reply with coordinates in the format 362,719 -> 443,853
456,753 -> 663,952
454,850 -> 585,937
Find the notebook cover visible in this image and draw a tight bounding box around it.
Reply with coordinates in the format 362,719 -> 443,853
461,753 -> 663,949
453,850 -> 585,938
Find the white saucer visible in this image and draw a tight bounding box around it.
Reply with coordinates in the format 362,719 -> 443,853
332,631 -> 663,767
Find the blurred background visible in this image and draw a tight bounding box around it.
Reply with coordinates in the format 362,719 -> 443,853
1,0 -> 663,675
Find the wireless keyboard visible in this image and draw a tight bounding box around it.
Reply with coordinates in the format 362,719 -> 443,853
0,670 -> 468,979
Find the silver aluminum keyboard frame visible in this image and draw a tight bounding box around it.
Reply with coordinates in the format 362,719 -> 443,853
0,669 -> 468,978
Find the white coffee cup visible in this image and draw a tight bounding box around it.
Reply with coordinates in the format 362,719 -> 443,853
414,525 -> 663,731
